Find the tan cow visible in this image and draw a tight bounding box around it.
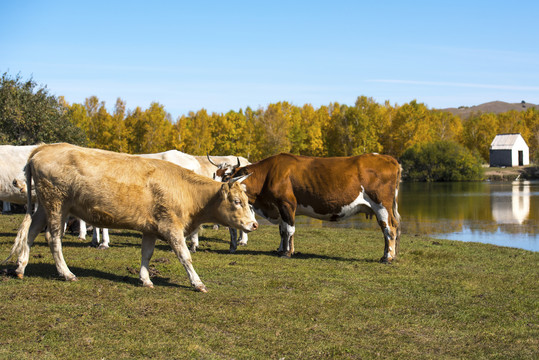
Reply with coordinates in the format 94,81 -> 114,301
3,143 -> 258,292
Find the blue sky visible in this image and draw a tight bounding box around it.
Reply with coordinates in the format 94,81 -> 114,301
2,0 -> 538,120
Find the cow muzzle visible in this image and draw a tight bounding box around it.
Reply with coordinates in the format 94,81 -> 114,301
243,221 -> 258,232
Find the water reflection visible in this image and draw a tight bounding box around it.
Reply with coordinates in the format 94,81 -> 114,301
402,181 -> 539,251
491,181 -> 530,225
293,181 -> 539,252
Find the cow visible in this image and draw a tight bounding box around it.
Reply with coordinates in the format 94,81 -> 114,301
80,149 -> 201,251
0,144 -> 104,244
199,154 -> 252,253
2,143 -> 258,292
218,153 -> 401,262
0,145 -> 37,204
196,154 -> 250,180
83,149 -> 202,249
138,150 -> 202,175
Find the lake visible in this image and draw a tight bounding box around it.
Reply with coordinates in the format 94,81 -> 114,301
293,181 -> 539,252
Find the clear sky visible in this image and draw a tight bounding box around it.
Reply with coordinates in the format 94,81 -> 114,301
2,0 -> 538,120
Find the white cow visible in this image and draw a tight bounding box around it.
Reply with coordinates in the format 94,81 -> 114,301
3,143 -> 258,292
196,154 -> 250,179
0,145 -> 37,204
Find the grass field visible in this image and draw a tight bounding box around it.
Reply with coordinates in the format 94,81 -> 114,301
0,214 -> 537,359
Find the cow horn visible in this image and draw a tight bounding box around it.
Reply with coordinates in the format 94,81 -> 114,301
207,153 -> 219,167
228,173 -> 251,184
236,157 -> 241,168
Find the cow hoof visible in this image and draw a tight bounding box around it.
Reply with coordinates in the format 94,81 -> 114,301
98,244 -> 109,250
66,276 -> 78,282
195,284 -> 208,293
78,237 -> 86,242
379,257 -> 393,264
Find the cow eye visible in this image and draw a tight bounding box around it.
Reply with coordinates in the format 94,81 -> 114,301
233,199 -> 241,206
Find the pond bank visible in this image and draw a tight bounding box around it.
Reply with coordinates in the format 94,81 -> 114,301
484,165 -> 539,181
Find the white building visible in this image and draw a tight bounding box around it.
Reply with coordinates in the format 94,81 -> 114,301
489,133 -> 529,167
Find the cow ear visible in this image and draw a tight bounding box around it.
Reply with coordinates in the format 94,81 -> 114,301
220,182 -> 231,199
228,173 -> 251,185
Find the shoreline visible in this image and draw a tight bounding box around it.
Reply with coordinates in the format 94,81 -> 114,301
484,165 -> 539,181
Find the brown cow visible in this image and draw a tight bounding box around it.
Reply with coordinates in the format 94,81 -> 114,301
3,143 -> 258,292
218,153 -> 401,262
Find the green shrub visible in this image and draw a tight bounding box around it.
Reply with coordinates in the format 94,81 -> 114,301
401,141 -> 484,181
0,72 -> 87,145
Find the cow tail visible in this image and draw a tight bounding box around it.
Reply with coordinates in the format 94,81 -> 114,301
393,164 -> 402,256
2,164 -> 34,265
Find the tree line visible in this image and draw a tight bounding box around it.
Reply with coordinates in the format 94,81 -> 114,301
2,73 -> 539,164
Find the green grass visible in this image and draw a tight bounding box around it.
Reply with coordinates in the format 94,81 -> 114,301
0,214 -> 537,359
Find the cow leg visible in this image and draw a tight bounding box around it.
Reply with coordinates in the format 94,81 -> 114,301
92,227 -> 100,247
277,200 -> 296,257
140,234 -> 157,288
167,233 -> 207,292
14,206 -> 47,278
100,228 -> 110,249
373,206 -> 398,263
278,221 -> 295,258
229,227 -> 238,253
229,228 -> 249,253
79,219 -> 87,241
187,229 -> 199,253
2,201 -> 11,214
238,230 -> 248,246
48,213 -> 77,281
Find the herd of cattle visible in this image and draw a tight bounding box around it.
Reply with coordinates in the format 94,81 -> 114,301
0,143 -> 401,292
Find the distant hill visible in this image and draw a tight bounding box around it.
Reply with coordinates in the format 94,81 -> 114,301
439,101 -> 539,118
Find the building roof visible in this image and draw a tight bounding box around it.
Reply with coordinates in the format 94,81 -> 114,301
490,133 -> 527,150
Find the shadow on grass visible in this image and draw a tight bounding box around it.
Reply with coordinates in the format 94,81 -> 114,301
0,232 -> 18,238
201,247 -> 380,263
2,263 -> 190,290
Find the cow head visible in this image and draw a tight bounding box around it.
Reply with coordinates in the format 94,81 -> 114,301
216,174 -> 258,233
215,159 -> 245,183
208,154 -> 241,182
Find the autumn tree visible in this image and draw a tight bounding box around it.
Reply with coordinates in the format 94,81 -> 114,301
242,107 -> 265,160
324,102 -> 347,156
298,104 -> 327,156
177,109 -> 214,155
385,100 -> 433,157
125,102 -> 178,154
256,102 -> 293,158
210,110 -> 248,156
110,98 -> 129,153
429,110 -> 463,143
520,108 -> 539,162
348,96 -> 386,155
462,113 -> 499,161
